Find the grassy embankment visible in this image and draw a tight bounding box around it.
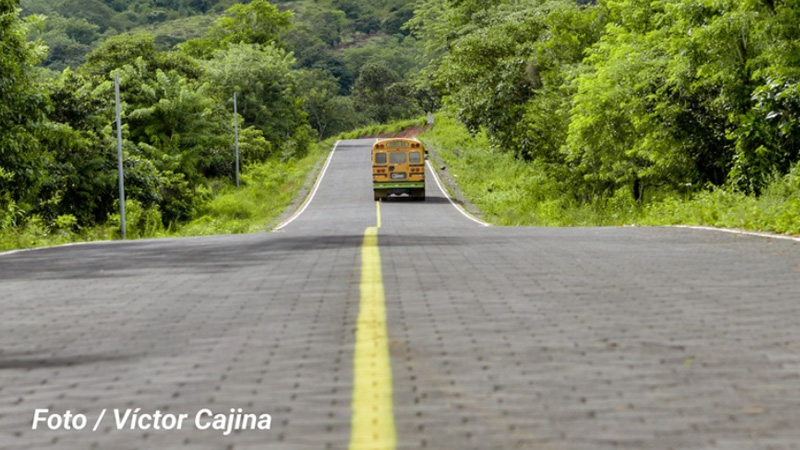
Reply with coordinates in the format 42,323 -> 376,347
421,113 -> 800,235
0,143 -> 328,251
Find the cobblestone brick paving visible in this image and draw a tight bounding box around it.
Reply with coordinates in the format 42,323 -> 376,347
2,139 -> 799,449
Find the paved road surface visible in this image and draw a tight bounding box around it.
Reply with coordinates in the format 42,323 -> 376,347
1,139 -> 800,449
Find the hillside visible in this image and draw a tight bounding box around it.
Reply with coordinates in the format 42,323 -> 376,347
23,0 -> 423,133
22,0 -> 417,72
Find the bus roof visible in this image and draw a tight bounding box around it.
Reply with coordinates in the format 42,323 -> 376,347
375,137 -> 420,143
373,138 -> 423,149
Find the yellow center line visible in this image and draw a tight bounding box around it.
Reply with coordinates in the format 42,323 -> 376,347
349,225 -> 395,450
376,201 -> 381,228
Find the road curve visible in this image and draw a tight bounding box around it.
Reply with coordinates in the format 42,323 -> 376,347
1,139 -> 800,449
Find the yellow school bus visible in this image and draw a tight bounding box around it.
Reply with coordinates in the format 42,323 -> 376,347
372,138 -> 426,201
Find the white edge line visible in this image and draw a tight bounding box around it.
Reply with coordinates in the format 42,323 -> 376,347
0,237 -> 129,257
0,233 -> 232,258
426,159 -> 490,227
273,140 -> 339,231
672,225 -> 800,242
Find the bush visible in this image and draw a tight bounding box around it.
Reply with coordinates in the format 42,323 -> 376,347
107,199 -> 165,239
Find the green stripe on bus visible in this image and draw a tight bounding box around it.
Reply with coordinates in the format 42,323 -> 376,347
373,182 -> 425,189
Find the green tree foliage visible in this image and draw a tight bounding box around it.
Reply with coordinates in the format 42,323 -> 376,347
415,0 -> 800,203
179,0 -> 292,57
566,0 -> 687,200
354,61 -> 420,123
569,0 -> 800,197
82,32 -> 159,75
0,1 -> 48,211
18,0 -> 54,16
333,0 -> 362,19
210,0 -> 291,45
298,69 -> 368,138
307,8 -> 349,47
3,0 -> 425,237
125,68 -> 225,180
55,0 -> 115,31
343,35 -> 424,81
382,3 -> 415,36
432,0 -> 601,163
36,68 -> 118,225
24,0 -> 426,140
202,42 -> 309,151
47,34 -> 223,225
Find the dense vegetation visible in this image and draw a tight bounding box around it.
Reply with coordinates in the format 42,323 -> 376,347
2,0 -> 425,249
415,0 -> 800,232
425,112 -> 800,234
2,0 -> 799,250
22,0 -> 424,131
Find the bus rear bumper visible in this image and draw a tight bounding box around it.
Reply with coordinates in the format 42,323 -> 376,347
373,182 -> 425,200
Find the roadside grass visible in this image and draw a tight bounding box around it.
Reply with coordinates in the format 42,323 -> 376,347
641,180 -> 800,235
0,213 -> 117,253
174,143 -> 329,236
421,112 -> 800,235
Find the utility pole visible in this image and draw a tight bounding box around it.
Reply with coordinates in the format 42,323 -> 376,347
115,70 -> 126,239
234,92 -> 240,188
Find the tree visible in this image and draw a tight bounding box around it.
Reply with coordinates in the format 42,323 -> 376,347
54,0 -> 115,31
82,33 -> 158,75
179,0 -> 292,58
27,14 -> 100,70
211,0 -> 291,46
298,69 -> 368,139
125,68 -> 228,186
382,3 -> 415,36
568,0 -> 800,196
202,42 -> 309,154
333,0 -> 362,19
0,0 -> 49,210
354,61 -> 419,123
36,69 -> 118,225
343,35 -> 424,81
68,32 -> 227,225
432,0 -> 601,164
307,8 -> 349,47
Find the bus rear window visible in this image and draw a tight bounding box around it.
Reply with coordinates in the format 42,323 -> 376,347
389,152 -> 407,164
375,153 -> 387,164
409,152 -> 422,163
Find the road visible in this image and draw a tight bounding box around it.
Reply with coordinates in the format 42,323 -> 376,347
1,138 -> 800,449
